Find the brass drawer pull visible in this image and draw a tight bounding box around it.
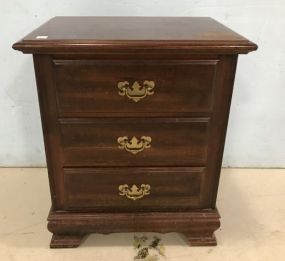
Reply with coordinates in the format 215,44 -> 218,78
117,80 -> 155,102
117,136 -> 151,155
118,184 -> 151,200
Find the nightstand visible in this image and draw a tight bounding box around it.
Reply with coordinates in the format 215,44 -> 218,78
13,16 -> 257,248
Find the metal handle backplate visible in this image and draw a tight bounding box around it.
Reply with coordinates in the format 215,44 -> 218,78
117,136 -> 151,155
118,184 -> 151,200
117,80 -> 155,102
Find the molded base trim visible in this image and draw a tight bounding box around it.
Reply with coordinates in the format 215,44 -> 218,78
184,233 -> 218,246
47,208 -> 220,248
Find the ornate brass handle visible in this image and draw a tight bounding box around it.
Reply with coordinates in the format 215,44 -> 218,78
117,136 -> 151,155
117,80 -> 155,102
118,184 -> 151,200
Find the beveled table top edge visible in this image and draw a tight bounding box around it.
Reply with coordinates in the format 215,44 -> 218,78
13,39 -> 257,54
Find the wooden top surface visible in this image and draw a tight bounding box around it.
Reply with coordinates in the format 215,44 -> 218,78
13,17 -> 257,54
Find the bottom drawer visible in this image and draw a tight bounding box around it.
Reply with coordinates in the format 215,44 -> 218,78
63,167 -> 206,211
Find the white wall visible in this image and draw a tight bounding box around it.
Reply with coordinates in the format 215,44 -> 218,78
1,0 -> 284,167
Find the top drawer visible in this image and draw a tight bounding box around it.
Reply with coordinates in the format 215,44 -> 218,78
53,59 -> 218,115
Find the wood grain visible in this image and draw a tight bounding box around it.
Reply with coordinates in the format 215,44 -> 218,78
54,59 -> 218,115
48,208 -> 221,247
59,117 -> 210,166
63,167 -> 206,211
12,17 -> 257,54
12,17 -> 257,248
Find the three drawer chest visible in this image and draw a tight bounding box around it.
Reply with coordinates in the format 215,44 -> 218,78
13,17 -> 257,248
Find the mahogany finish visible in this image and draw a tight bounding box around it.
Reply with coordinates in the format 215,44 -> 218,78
13,17 -> 257,248
63,167 -> 205,211
13,17 -> 257,54
60,118 -> 209,166
54,59 -> 217,114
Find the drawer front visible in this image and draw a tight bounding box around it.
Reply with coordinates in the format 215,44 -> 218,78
54,59 -> 218,115
63,167 -> 206,211
59,118 -> 210,166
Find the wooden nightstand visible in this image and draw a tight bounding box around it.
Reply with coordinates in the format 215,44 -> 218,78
13,17 -> 257,248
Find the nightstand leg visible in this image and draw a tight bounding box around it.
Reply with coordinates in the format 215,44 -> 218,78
183,232 -> 217,246
50,234 -> 85,248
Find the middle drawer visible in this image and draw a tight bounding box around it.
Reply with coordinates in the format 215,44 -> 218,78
59,117 -> 210,166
